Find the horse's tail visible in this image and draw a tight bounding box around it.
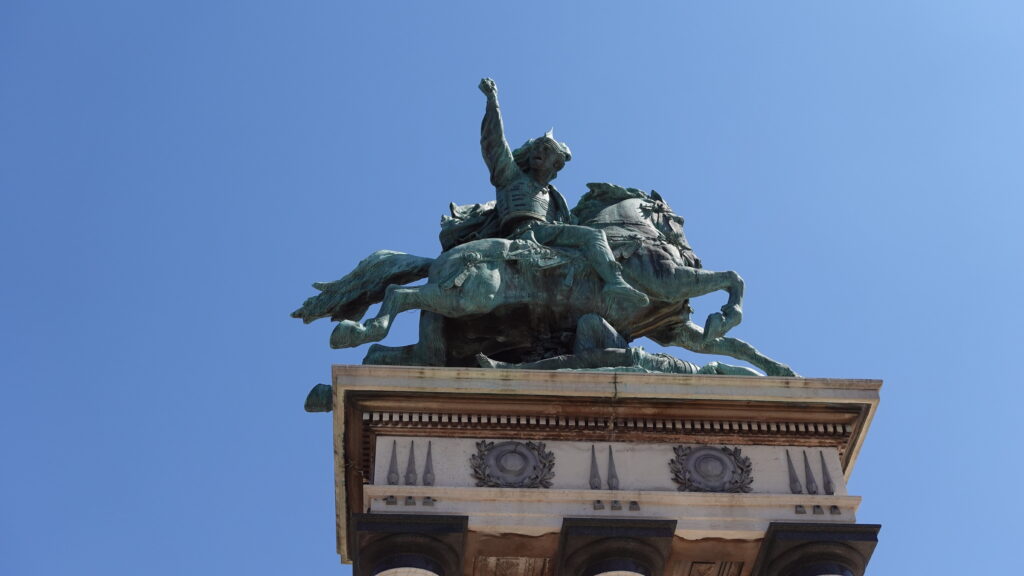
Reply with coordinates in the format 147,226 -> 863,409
291,250 -> 434,323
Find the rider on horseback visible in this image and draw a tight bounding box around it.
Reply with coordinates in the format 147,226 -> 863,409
478,78 -> 649,308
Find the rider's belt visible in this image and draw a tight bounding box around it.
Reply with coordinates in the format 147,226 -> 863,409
497,180 -> 550,229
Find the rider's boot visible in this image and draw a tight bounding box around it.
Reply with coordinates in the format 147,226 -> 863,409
596,261 -> 649,307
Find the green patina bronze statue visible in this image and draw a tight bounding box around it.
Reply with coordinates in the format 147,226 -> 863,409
292,79 -> 795,377
477,78 -> 648,309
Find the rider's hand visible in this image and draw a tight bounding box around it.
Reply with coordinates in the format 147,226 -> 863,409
479,78 -> 498,98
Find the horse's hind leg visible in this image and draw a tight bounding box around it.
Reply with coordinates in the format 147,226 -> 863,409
330,284 -> 432,349
330,277 -> 503,349
330,261 -> 505,349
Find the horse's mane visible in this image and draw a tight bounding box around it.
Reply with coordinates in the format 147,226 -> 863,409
571,182 -> 650,224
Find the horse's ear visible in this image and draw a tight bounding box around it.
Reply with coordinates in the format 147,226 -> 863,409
650,190 -> 663,202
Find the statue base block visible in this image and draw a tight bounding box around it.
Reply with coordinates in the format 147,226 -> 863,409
325,365 -> 881,576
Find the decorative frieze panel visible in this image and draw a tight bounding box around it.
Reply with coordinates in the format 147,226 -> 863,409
372,437 -> 847,496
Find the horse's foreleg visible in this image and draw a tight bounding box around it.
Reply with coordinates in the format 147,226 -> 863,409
700,270 -> 744,341
666,320 -> 796,377
663,269 -> 744,341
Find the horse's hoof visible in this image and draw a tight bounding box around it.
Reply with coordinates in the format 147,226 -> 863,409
722,304 -> 742,326
330,320 -> 364,349
703,312 -> 727,341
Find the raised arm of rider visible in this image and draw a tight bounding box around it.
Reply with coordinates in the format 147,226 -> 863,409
479,79 -> 519,188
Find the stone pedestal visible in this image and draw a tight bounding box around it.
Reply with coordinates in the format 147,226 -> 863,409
321,365 -> 880,576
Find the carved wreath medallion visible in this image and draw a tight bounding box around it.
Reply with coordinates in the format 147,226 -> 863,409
669,445 -> 753,493
471,440 -> 555,488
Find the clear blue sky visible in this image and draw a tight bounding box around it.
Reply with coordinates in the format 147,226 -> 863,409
3,2 -> 1022,574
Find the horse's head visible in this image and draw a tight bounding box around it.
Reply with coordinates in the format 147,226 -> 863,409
574,183 -> 695,256
640,190 -> 690,250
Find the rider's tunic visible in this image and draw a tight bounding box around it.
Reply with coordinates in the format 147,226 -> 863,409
496,177 -> 552,231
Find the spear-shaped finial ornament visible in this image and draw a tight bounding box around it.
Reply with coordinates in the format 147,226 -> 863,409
405,441 -> 417,486
387,440 -> 400,485
607,446 -> 620,490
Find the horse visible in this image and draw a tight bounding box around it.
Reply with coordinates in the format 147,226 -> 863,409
292,183 -> 795,377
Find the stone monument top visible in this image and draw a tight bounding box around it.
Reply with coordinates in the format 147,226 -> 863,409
294,80 -> 881,576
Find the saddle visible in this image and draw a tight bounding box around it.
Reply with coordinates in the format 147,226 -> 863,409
438,236 -> 579,290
